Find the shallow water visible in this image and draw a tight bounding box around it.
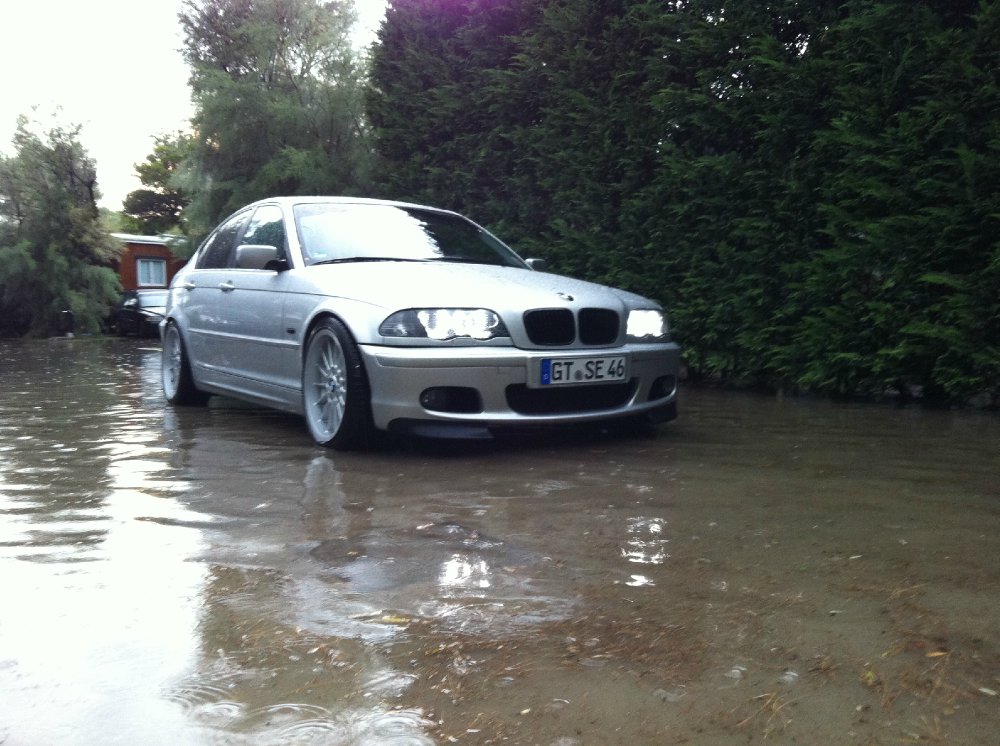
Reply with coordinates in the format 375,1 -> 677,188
1,338 -> 998,744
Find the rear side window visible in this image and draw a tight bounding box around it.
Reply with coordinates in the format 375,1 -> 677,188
196,211 -> 249,269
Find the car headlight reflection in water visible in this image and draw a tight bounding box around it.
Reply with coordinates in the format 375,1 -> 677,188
380,308 -> 509,341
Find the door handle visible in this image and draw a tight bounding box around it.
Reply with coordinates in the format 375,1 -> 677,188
219,281 -> 236,292
182,281 -> 196,290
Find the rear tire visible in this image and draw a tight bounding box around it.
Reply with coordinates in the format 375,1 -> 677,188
302,317 -> 375,449
162,322 -> 209,406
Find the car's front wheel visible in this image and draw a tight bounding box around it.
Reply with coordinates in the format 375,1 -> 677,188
302,317 -> 374,449
162,322 -> 209,406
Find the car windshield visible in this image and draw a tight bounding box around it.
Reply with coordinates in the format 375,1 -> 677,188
138,292 -> 168,307
293,203 -> 526,268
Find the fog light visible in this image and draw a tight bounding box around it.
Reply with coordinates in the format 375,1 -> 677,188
419,387 -> 482,414
648,375 -> 676,401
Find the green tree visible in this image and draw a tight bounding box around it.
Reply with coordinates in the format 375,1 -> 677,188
122,132 -> 193,234
180,0 -> 372,234
0,117 -> 120,337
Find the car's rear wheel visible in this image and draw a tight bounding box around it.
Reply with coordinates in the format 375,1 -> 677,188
162,322 -> 209,406
302,317 -> 374,449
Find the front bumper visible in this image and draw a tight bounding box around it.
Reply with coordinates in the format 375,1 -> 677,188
359,342 -> 681,432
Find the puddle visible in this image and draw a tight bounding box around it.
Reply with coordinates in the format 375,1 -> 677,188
1,338 -> 999,744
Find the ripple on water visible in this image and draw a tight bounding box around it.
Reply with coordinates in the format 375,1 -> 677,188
238,705 -> 433,746
242,702 -> 333,728
193,700 -> 246,727
416,595 -> 574,636
163,683 -> 248,728
164,682 -> 238,711
359,709 -> 435,746
271,718 -> 348,744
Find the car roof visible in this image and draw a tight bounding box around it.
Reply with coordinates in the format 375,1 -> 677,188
240,196 -> 459,216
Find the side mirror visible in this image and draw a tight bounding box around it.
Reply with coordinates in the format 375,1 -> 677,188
236,244 -> 286,270
525,257 -> 547,272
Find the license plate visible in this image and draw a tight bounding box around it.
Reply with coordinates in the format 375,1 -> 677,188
540,356 -> 627,386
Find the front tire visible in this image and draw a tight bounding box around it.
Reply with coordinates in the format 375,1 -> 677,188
302,317 -> 374,449
162,322 -> 209,406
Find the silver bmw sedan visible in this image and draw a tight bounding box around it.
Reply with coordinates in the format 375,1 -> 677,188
161,197 -> 681,448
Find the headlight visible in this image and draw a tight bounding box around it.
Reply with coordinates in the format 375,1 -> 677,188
380,309 -> 509,341
626,309 -> 669,342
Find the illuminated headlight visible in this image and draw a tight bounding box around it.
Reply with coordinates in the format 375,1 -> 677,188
626,309 -> 669,342
379,309 -> 509,341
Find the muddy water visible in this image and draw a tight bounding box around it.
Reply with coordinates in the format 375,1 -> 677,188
1,338 -> 998,745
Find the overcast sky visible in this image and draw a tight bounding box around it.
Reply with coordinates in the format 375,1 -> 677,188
0,0 -> 386,210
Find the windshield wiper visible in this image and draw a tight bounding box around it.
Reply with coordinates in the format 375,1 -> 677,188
311,256 -> 429,266
429,256 -> 503,266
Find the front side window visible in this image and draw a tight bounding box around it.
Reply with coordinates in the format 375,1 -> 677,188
197,211 -> 249,269
137,258 -> 166,286
243,205 -> 287,253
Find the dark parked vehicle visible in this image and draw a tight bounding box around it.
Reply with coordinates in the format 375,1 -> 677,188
116,290 -> 167,337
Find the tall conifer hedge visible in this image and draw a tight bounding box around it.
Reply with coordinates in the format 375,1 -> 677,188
367,0 -> 1000,402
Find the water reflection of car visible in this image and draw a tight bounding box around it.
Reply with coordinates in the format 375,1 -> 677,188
161,197 -> 681,448
116,289 -> 167,337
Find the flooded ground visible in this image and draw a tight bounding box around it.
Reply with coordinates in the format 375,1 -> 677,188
1,337 -> 998,745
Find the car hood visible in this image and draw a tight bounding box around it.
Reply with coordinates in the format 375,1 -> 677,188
299,261 -> 655,311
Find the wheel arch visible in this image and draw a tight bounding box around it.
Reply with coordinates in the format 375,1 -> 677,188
302,311 -> 359,363
299,300 -> 382,361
